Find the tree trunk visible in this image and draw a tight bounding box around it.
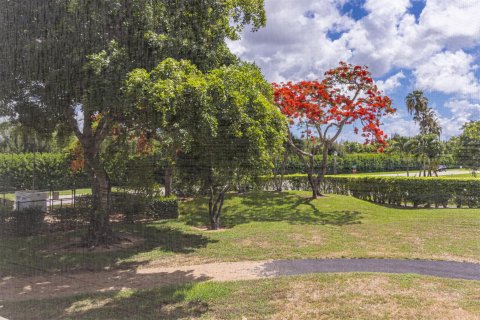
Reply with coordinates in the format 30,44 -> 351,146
164,165 -> 173,197
209,184 -> 229,230
83,149 -> 113,247
306,155 -> 318,198
314,144 -> 329,198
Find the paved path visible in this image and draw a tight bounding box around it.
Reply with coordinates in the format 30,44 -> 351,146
378,170 -> 468,177
2,258 -> 480,302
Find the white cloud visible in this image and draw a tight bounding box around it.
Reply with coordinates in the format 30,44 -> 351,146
230,0 -> 355,82
376,71 -> 406,93
414,51 -> 480,97
439,99 -> 480,137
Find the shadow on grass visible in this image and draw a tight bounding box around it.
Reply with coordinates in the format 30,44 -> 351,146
0,223 -> 216,276
2,273 -> 215,320
181,191 -> 363,228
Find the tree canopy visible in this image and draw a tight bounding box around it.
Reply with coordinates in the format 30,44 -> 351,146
127,60 -> 286,229
0,0 -> 267,244
273,62 -> 395,198
455,121 -> 480,174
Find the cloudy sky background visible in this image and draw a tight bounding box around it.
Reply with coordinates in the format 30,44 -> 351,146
228,0 -> 480,141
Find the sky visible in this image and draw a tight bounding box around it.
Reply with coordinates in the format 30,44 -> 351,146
227,0 -> 480,141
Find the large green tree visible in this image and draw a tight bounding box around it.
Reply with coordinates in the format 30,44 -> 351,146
455,121 -> 480,176
129,61 -> 286,229
0,0 -> 266,245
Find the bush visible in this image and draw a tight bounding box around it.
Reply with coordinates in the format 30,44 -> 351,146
0,153 -> 89,191
282,153 -> 458,174
0,206 -> 45,236
50,207 -> 88,231
111,193 -> 149,223
147,196 -> 178,220
261,175 -> 480,208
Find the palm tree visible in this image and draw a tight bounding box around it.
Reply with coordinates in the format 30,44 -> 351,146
406,90 -> 429,117
406,90 -> 442,136
418,108 -> 441,136
390,136 -> 413,176
408,134 -> 443,177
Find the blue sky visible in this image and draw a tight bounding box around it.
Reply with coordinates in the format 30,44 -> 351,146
228,0 -> 480,140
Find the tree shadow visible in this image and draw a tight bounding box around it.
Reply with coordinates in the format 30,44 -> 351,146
0,223 -> 217,276
181,191 -> 362,228
2,271 -> 214,320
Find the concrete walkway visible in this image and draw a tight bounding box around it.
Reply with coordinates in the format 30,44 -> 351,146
2,258 -> 480,302
378,170 -> 468,177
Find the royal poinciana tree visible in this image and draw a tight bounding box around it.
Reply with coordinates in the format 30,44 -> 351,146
274,62 -> 396,198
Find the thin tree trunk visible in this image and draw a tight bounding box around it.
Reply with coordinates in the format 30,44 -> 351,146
164,165 -> 173,197
307,155 -> 318,198
314,144 -> 329,198
209,184 -> 230,230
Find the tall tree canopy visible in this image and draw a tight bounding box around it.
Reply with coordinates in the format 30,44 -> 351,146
0,0 -> 267,245
127,60 -> 286,229
455,121 -> 480,175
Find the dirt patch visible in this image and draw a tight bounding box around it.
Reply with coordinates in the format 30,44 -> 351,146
43,232 -> 145,254
190,226 -> 230,232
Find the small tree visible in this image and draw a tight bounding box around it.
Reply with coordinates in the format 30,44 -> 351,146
455,121 -> 480,176
389,135 -> 413,176
274,62 -> 395,198
128,61 -> 286,229
407,134 -> 443,177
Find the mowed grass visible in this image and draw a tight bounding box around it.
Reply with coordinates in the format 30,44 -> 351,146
3,273 -> 480,319
1,191 -> 480,276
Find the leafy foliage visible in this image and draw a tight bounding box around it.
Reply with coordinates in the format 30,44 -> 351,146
455,121 -> 480,172
273,62 -> 395,197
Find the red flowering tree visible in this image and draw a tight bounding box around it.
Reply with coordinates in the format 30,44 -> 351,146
273,62 -> 396,198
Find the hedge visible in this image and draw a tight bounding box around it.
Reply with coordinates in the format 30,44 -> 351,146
77,193 -> 178,221
0,153 -> 89,191
282,153 -> 458,174
261,175 -> 480,208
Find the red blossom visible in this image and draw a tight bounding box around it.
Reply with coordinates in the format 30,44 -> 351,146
273,62 -> 396,150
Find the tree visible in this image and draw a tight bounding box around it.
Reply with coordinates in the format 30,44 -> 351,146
274,62 -> 395,198
170,63 -> 286,229
407,134 -> 443,177
0,0 -> 267,245
124,58 -> 214,197
406,90 -> 441,136
455,121 -> 480,176
389,135 -> 413,176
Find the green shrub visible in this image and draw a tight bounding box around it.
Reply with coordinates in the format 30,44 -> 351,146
282,153 -> 458,174
147,196 -> 178,220
0,207 -> 45,236
50,207 -> 88,231
111,193 -> 149,223
262,175 -> 480,208
0,153 -> 89,191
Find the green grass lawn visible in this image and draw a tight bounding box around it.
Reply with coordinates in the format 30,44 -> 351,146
1,191 -> 480,276
2,273 -> 480,319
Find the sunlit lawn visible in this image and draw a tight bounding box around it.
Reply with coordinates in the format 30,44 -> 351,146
1,191 -> 480,276
3,273 -> 480,319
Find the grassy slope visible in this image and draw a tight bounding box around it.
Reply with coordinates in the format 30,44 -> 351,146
1,191 -> 479,276
3,273 -> 480,319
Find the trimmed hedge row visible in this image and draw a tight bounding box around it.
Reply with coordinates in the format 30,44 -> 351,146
77,193 -> 178,221
0,153 -> 89,191
282,153 -> 457,174
261,175 -> 480,208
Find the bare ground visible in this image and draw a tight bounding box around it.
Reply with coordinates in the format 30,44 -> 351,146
2,258 -> 480,303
